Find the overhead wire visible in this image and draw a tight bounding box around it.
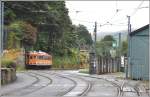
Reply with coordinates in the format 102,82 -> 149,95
98,0 -> 147,28
70,2 -> 128,29
98,0 -> 127,28
70,1 -> 126,27
70,1 -> 147,32
130,0 -> 144,17
71,18 -> 95,24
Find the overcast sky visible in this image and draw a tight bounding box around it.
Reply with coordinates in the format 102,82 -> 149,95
65,1 -> 149,37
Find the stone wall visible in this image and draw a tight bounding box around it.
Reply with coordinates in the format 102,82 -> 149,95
1,68 -> 16,85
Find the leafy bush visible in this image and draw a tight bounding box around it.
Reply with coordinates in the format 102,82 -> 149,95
16,65 -> 25,71
1,58 -> 16,69
53,55 -> 79,69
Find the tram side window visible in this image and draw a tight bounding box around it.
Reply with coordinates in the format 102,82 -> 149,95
45,56 -> 50,60
43,56 -> 45,60
44,56 -> 48,60
42,56 -> 49,60
34,56 -> 36,59
30,56 -> 33,59
26,55 -> 29,58
38,56 -> 43,60
49,56 -> 51,60
26,55 -> 29,63
37,56 -> 39,59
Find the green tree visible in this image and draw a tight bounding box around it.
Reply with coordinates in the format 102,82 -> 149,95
4,1 -> 93,68
6,21 -> 37,50
7,21 -> 23,49
76,24 -> 93,46
21,22 -> 37,51
96,35 -> 115,56
4,1 -> 72,54
121,40 -> 128,56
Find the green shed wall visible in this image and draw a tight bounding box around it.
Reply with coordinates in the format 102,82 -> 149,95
129,28 -> 149,80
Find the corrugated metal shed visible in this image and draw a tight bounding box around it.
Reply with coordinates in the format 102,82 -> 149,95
129,24 -> 149,80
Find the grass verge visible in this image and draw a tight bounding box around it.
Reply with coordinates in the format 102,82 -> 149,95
79,68 -> 89,74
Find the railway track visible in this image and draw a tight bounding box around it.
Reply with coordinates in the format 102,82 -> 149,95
2,71 -> 53,96
1,72 -> 40,96
43,71 -> 92,96
29,71 -> 126,97
58,74 -> 92,96
134,81 -> 150,96
95,78 -> 140,96
63,73 -> 122,96
2,70 -> 147,97
53,73 -> 78,96
36,71 -> 78,96
75,76 -> 92,96
70,73 -> 143,97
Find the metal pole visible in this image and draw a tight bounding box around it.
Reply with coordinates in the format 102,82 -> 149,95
94,22 -> 97,73
75,11 -> 80,67
119,33 -> 121,55
78,40 -> 80,67
94,22 -> 97,52
118,32 -> 121,72
126,15 -> 131,79
0,1 -> 4,56
0,1 -> 1,56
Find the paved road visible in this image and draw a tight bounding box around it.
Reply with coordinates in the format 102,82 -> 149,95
1,70 -> 149,97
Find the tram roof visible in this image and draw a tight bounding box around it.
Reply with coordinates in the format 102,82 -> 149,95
26,51 -> 51,56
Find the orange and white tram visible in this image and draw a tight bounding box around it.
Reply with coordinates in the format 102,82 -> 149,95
25,51 -> 52,69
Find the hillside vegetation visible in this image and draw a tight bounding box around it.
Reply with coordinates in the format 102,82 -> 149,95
3,1 -> 92,69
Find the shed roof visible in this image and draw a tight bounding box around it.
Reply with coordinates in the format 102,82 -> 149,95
130,24 -> 149,36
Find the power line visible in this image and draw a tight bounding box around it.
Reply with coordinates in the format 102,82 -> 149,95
109,1 -> 148,24
110,23 -> 127,26
116,0 -> 118,11
98,22 -> 127,28
71,1 -> 148,34
71,1 -> 127,27
98,0 -> 123,28
130,0 -> 144,16
70,1 -> 131,29
72,18 -> 95,23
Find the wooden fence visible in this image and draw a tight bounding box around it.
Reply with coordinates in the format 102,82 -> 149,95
96,56 -> 121,75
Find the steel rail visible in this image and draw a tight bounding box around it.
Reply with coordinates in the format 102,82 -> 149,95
43,71 -> 92,96
41,72 -> 78,96
55,72 -> 92,96
18,71 -> 53,96
2,71 -> 53,96
68,74 -> 123,97
1,72 -> 40,96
